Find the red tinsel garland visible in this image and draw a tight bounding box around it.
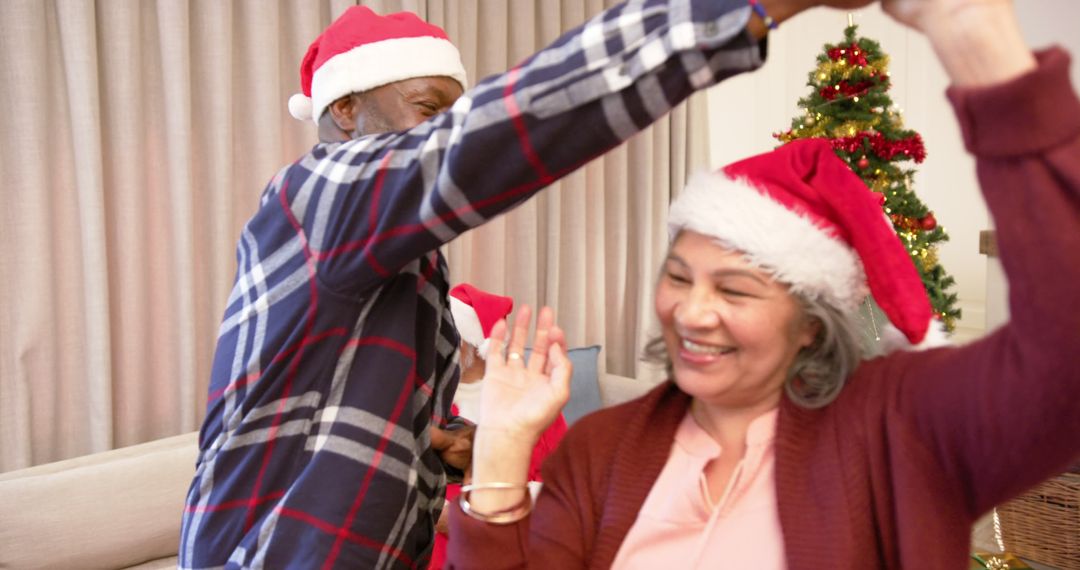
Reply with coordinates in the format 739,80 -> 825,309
827,43 -> 869,67
831,131 -> 927,163
819,78 -> 887,101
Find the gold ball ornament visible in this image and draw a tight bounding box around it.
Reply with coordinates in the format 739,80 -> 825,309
943,314 -> 957,332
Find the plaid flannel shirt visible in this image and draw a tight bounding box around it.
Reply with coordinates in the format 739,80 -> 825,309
180,1 -> 763,568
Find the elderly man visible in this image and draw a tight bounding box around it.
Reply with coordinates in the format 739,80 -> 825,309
180,0 -> 871,567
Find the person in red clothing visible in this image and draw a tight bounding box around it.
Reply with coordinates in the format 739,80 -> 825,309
428,284 -> 568,569
446,0 -> 1080,568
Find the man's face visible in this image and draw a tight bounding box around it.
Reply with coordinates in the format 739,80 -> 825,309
352,76 -> 463,137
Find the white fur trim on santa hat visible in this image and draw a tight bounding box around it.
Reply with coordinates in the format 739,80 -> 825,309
303,35 -> 467,124
875,318 -> 951,354
476,338 -> 493,360
449,295 -> 485,350
669,171 -> 869,312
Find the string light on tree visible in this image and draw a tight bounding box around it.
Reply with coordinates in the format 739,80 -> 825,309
773,22 -> 961,332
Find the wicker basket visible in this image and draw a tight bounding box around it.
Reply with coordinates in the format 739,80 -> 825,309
998,467 -> 1080,569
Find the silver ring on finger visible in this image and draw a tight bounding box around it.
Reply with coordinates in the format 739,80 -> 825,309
507,352 -> 523,361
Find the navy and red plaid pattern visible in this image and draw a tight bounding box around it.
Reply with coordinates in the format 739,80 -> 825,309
180,1 -> 763,567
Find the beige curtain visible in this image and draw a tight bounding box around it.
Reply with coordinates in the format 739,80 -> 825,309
0,0 -> 708,471
434,1 -> 710,386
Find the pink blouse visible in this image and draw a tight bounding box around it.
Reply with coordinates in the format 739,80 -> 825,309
611,408 -> 786,569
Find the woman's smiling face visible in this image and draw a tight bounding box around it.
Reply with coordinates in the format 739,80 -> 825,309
655,231 -> 819,410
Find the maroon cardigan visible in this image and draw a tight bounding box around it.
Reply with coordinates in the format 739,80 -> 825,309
448,48 -> 1080,570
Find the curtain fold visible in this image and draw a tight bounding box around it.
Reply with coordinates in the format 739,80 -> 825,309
0,0 -> 706,471
432,0 -> 709,383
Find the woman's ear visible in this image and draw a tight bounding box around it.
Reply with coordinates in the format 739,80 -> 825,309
798,315 -> 823,349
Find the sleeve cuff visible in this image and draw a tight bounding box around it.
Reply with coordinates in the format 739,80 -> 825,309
946,47 -> 1080,157
446,501 -> 531,568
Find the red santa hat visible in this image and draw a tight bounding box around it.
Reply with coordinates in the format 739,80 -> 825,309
449,284 -> 514,359
668,138 -> 947,351
288,6 -> 468,124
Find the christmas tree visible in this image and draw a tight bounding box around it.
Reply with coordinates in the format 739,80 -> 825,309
776,25 -> 961,332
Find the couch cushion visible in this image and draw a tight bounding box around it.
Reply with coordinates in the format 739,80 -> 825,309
599,372 -> 655,408
563,345 -> 603,425
0,432 -> 198,569
123,555 -> 179,569
0,432 -> 198,483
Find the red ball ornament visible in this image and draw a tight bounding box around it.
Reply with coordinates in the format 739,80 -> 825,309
857,157 -> 870,169
920,213 -> 937,230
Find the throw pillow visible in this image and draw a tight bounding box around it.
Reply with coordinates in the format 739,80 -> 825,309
523,345 -> 602,426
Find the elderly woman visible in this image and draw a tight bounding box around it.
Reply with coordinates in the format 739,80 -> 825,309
445,0 -> 1080,568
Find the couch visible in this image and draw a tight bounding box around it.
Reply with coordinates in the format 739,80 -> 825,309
0,372 -> 653,570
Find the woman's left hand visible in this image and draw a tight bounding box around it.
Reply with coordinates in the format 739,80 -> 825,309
468,305 -> 572,490
479,305 -> 572,444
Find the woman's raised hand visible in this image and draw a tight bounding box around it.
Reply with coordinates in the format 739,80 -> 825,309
467,305 -> 572,493
881,0 -> 1013,32
478,305 -> 572,445
880,0 -> 1033,87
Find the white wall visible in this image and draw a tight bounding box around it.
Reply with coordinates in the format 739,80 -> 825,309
705,2 -> 1080,342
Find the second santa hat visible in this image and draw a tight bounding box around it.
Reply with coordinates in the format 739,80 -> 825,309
449,284 -> 514,359
668,138 -> 944,350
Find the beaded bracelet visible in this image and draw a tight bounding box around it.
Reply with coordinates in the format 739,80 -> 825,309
459,482 -> 532,525
748,0 -> 779,30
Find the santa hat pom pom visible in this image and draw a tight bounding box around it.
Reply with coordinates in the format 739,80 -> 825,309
288,93 -> 313,121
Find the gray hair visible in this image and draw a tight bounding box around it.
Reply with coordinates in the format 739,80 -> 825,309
642,292 -> 864,410
785,296 -> 863,408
